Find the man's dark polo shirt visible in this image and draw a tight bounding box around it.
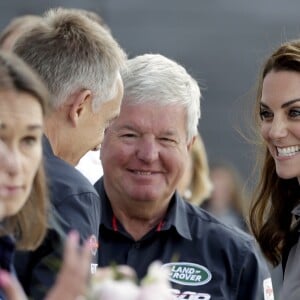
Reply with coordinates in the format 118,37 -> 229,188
95,177 -> 271,300
14,136 -> 101,298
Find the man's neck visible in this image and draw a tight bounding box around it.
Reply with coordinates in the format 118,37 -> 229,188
111,202 -> 167,241
45,116 -> 80,166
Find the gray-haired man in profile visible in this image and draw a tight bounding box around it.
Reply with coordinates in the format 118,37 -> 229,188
12,7 -> 126,298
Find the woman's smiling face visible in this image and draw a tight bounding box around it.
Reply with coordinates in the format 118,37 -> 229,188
260,70 -> 300,180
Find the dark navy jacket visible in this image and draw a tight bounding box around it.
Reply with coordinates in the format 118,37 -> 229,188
95,177 -> 271,300
14,136 -> 101,299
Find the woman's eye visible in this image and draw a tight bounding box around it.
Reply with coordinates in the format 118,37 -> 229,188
289,109 -> 300,118
259,109 -> 273,120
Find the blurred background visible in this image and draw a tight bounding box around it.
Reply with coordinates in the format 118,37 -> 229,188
1,0 -> 300,186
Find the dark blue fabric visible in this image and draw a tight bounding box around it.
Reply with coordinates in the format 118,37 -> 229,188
0,235 -> 15,272
0,235 -> 15,300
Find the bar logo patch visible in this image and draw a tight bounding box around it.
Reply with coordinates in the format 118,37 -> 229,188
263,278 -> 274,300
162,262 -> 212,286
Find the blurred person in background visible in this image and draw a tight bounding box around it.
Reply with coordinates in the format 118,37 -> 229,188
249,39 -> 300,300
0,15 -> 42,51
94,53 -> 272,299
9,7 -> 125,298
0,50 -> 91,300
177,133 -> 212,205
201,162 -> 249,232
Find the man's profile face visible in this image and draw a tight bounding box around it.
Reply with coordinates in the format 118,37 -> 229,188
83,74 -> 123,153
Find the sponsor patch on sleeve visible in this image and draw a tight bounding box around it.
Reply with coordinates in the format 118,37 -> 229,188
263,277 -> 274,300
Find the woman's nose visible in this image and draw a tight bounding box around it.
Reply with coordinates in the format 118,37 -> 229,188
268,117 -> 288,140
4,147 -> 21,176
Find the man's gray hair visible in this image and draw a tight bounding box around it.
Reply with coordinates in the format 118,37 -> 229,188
121,54 -> 201,142
14,7 -> 126,111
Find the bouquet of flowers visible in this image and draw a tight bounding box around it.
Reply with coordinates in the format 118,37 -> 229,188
87,261 -> 174,300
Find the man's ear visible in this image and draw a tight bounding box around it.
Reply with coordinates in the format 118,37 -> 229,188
68,90 -> 92,127
187,136 -> 196,151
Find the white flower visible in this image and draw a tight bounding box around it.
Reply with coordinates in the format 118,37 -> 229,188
88,261 -> 173,300
137,285 -> 174,300
89,279 -> 140,300
141,261 -> 170,286
138,261 -> 173,300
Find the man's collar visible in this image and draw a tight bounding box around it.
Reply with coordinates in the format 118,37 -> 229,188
42,135 -> 54,156
96,178 -> 192,240
164,192 -> 192,240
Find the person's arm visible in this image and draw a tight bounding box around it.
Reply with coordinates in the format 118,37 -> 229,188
237,241 -> 274,300
54,192 -> 100,269
15,192 -> 100,298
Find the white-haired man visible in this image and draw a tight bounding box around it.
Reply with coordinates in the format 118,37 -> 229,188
95,54 -> 273,300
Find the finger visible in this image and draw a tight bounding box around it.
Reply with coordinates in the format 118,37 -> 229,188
63,231 -> 92,277
0,270 -> 27,300
46,232 -> 92,300
81,237 -> 93,277
63,230 -> 80,269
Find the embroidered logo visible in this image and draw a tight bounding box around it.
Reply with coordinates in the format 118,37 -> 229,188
263,278 -> 274,300
90,263 -> 98,274
162,262 -> 212,286
88,235 -> 99,256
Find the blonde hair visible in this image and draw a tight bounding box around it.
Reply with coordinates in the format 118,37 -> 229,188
187,135 -> 212,205
178,135 -> 213,205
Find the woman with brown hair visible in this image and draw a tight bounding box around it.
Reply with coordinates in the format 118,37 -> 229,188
0,49 -> 48,252
249,39 -> 300,299
0,50 -> 91,300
